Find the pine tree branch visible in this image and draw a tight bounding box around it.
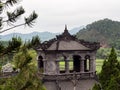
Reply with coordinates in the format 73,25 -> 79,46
4,0 -> 21,6
0,23 -> 25,33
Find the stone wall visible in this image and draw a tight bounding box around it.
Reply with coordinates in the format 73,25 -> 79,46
44,79 -> 96,90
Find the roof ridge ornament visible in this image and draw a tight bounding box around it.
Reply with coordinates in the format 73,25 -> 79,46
55,25 -> 77,41
63,24 -> 70,36
65,24 -> 68,30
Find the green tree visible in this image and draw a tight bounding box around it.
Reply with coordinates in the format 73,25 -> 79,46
0,41 -> 4,53
99,48 -> 120,90
31,35 -> 41,47
0,37 -> 22,64
1,46 -> 45,90
25,35 -> 41,49
92,83 -> 101,90
0,37 -> 22,66
106,76 -> 120,90
7,37 -> 22,52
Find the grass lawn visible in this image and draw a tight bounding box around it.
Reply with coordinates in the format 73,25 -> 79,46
96,57 -> 120,73
59,61 -> 73,71
59,59 -> 105,73
96,59 -> 104,73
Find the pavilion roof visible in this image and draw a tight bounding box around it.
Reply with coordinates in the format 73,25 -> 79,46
36,25 -> 100,51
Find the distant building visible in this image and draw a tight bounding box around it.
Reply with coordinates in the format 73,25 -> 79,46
35,25 -> 100,90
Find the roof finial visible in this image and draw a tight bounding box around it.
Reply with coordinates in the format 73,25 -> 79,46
63,24 -> 70,35
65,24 -> 67,30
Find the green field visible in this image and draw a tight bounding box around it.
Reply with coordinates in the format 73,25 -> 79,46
59,59 -> 105,73
96,59 -> 104,73
59,58 -> 120,74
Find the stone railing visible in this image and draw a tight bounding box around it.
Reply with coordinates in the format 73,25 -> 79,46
39,71 -> 96,81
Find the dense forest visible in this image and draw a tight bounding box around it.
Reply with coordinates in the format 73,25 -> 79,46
76,19 -> 120,49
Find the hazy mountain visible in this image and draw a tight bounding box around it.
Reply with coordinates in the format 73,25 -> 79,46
0,32 -> 57,42
69,26 -> 84,34
0,26 -> 83,41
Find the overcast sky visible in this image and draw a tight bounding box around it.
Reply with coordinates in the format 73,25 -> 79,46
1,0 -> 120,35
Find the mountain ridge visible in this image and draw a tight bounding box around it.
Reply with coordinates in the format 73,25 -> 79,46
76,18 -> 120,49
0,26 -> 84,41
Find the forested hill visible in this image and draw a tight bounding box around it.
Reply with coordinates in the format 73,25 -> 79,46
76,19 -> 120,49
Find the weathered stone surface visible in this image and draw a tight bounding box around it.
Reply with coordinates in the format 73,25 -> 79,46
44,79 -> 96,90
44,82 -> 57,90
47,41 -> 91,50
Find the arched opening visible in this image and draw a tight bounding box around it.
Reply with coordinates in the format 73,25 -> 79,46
38,55 -> 44,69
59,56 -> 66,73
73,55 -> 81,72
84,55 -> 90,72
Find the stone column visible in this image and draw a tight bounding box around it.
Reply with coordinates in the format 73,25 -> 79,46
90,56 -> 96,72
90,56 -> 96,77
65,58 -> 69,73
43,59 -> 47,74
80,57 -> 84,72
89,59 -> 93,72
84,59 -> 87,71
56,59 -> 60,74
37,59 -> 40,69
93,56 -> 96,72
